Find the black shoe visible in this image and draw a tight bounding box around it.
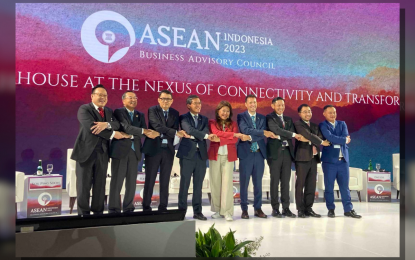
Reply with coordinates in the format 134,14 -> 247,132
108,210 -> 120,214
254,208 -> 267,218
193,213 -> 207,221
344,209 -> 362,219
158,207 -> 168,212
298,210 -> 307,218
282,208 -> 296,218
142,206 -> 152,212
92,211 -> 103,215
241,210 -> 249,219
78,211 -> 91,216
305,209 -> 321,218
271,209 -> 283,218
123,209 -> 135,214
328,209 -> 335,218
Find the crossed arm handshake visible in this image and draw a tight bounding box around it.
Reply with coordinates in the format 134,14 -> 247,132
90,122 -> 161,140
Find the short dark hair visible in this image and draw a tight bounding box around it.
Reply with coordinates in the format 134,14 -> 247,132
272,97 -> 284,104
297,104 -> 310,113
92,84 -> 106,94
122,91 -> 136,100
323,104 -> 335,111
159,89 -> 173,98
245,94 -> 257,102
186,95 -> 200,105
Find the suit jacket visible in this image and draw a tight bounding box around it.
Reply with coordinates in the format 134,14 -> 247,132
266,112 -> 295,160
319,120 -> 350,163
236,111 -> 267,160
207,120 -> 239,162
294,120 -> 323,163
110,107 -> 146,161
71,103 -> 120,163
142,105 -> 180,156
176,112 -> 209,161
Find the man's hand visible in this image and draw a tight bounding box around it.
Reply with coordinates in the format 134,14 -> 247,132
113,131 -> 125,139
234,133 -> 243,138
91,122 -> 108,135
176,130 -> 186,138
239,134 -> 250,141
263,130 -> 274,138
294,134 -> 303,141
120,131 -> 132,139
322,140 -> 330,146
270,133 -> 280,139
207,134 -> 217,141
211,136 -> 221,142
346,135 -> 351,144
144,129 -> 160,139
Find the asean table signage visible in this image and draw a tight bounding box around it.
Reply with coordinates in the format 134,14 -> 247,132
133,172 -> 159,207
21,175 -> 63,218
367,171 -> 391,202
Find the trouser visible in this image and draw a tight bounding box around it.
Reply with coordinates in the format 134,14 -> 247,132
322,159 -> 353,212
209,155 -> 234,216
239,151 -> 264,211
178,151 -> 207,214
108,149 -> 138,213
295,157 -> 318,211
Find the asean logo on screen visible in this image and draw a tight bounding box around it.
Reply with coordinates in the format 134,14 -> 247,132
81,11 -> 136,63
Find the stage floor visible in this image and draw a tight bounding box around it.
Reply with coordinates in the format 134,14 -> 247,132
17,189 -> 400,257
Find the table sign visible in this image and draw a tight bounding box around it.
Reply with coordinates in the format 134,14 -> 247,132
367,171 -> 391,202
21,174 -> 62,218
133,172 -> 160,207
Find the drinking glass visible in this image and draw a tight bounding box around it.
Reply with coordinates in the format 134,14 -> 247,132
47,164 -> 53,175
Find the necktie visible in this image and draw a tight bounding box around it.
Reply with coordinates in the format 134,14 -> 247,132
306,122 -> 317,155
279,115 -> 285,128
194,115 -> 198,128
129,111 -> 135,151
164,111 -> 168,122
250,115 -> 258,152
98,107 -> 104,118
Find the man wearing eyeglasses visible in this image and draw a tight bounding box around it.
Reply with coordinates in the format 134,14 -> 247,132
142,90 -> 185,212
109,91 -> 159,214
71,84 -> 124,216
293,104 -> 330,218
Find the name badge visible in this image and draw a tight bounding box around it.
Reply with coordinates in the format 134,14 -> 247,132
333,145 -> 340,149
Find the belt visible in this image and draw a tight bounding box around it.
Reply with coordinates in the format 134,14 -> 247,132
195,148 -> 200,151
250,149 -> 260,153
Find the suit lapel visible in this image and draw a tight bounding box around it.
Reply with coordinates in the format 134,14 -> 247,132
187,112 -> 195,128
301,120 -> 311,131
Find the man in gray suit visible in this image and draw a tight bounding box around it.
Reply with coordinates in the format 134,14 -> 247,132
71,85 -> 124,216
109,91 -> 159,214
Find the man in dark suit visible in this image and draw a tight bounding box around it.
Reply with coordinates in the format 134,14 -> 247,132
294,104 -> 330,218
266,97 -> 303,218
142,90 -> 184,212
319,105 -> 361,218
237,94 -> 277,219
71,85 -> 124,215
177,95 -> 217,220
109,91 -> 159,214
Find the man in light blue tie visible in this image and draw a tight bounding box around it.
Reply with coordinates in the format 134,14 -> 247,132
319,105 -> 361,219
109,91 -> 159,214
237,94 -> 278,219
